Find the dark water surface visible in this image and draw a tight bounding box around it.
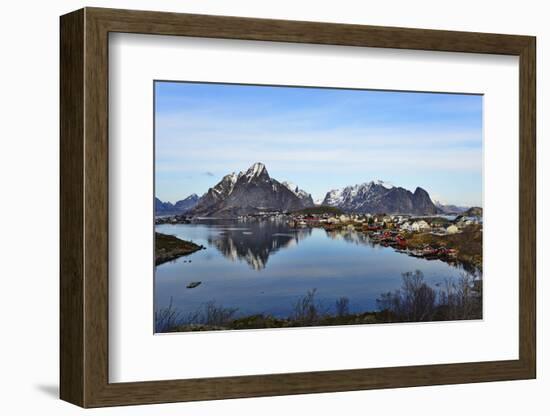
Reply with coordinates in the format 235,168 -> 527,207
155,219 -> 477,319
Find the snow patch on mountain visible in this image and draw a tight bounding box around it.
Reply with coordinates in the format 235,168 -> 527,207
314,197 -> 325,205
244,162 -> 267,182
322,180 -> 438,215
375,180 -> 394,189
434,200 -> 468,214
281,181 -> 314,206
323,180 -> 390,207
282,181 -> 310,198
189,162 -> 314,217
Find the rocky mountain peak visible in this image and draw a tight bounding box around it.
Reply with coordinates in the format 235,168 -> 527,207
155,193 -> 200,215
281,181 -> 315,206
322,181 -> 439,215
374,180 -> 394,189
188,163 -> 314,217
243,162 -> 269,182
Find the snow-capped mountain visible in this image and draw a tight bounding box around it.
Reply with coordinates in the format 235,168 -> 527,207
322,181 -> 440,215
281,181 -> 315,206
322,181 -> 387,208
189,163 -> 314,217
174,194 -> 199,212
373,179 -> 394,189
433,200 -> 468,214
192,172 -> 240,212
154,194 -> 199,215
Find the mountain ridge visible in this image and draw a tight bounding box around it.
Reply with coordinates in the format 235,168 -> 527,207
155,194 -> 199,215
189,163 -> 315,217
164,163 -> 454,217
434,200 -> 469,214
322,181 -> 440,215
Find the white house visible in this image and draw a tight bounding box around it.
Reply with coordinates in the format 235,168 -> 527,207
457,218 -> 474,228
446,224 -> 460,234
411,220 -> 430,232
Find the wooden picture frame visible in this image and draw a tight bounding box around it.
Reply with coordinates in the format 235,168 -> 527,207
60,7 -> 536,408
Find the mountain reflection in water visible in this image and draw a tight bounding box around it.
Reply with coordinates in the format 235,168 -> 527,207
324,228 -> 375,247
154,219 -> 479,319
207,221 -> 312,270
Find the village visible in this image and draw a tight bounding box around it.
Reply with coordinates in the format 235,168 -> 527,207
282,210 -> 483,268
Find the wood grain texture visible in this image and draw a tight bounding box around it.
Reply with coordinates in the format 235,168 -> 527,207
83,10 -> 110,407
518,38 -> 536,376
59,8 -> 84,407
88,7 -> 532,54
59,7 -> 537,408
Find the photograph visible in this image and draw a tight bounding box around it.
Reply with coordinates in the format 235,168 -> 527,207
153,81 -> 483,333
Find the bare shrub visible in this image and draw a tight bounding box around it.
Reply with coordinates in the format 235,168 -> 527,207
154,297 -> 182,332
438,272 -> 482,320
335,296 -> 350,317
291,289 -> 329,324
156,299 -> 239,331
377,270 -> 482,322
377,270 -> 436,322
186,301 -> 239,327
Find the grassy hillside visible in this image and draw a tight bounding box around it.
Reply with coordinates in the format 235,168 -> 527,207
403,224 -> 482,270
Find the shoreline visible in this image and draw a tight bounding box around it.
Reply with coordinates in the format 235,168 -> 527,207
161,296 -> 483,332
155,232 -> 204,265
155,214 -> 482,271
168,312 -> 483,332
315,222 -> 482,271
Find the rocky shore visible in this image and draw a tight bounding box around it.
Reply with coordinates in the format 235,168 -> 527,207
155,232 -> 204,265
399,224 -> 482,270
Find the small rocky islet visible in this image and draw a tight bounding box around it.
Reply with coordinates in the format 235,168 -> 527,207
154,232 -> 204,266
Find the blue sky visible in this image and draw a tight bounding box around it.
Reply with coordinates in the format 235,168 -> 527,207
155,81 -> 482,206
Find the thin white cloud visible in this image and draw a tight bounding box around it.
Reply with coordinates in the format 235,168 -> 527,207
155,89 -> 482,207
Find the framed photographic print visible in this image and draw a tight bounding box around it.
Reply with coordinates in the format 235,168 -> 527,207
60,7 -> 536,408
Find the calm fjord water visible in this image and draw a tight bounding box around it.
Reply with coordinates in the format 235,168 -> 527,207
155,220 -> 475,319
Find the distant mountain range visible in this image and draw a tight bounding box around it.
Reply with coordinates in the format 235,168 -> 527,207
155,194 -> 199,215
156,162 -> 474,217
434,201 -> 469,214
322,181 -> 440,215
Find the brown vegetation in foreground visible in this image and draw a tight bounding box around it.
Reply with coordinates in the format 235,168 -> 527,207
155,271 -> 482,332
402,224 -> 483,270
